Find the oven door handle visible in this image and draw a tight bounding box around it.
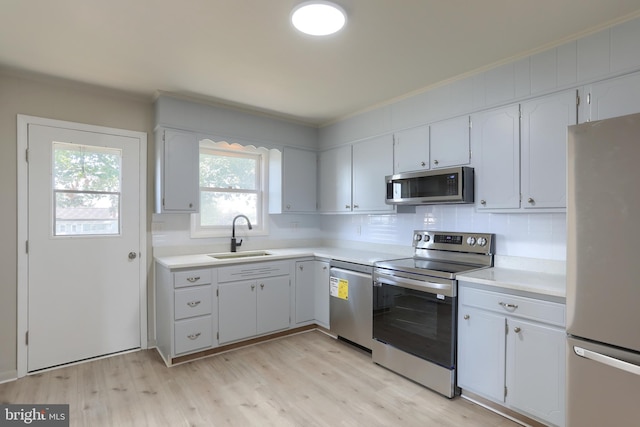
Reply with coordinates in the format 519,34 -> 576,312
374,275 -> 453,296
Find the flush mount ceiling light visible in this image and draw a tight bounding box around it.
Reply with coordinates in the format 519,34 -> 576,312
291,1 -> 347,36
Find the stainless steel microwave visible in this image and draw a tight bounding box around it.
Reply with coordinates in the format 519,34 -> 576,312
385,166 -> 474,205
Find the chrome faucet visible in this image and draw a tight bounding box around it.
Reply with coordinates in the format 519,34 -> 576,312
231,214 -> 252,252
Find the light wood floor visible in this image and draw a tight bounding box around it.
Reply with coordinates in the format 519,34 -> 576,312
0,331 -> 519,426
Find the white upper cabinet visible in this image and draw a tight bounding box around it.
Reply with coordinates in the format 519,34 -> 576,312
270,147 -> 317,213
521,90 -> 577,209
318,145 -> 352,213
352,135 -> 394,212
472,104 -> 521,210
318,135 -> 393,213
430,115 -> 471,169
579,71 -> 640,123
393,125 -> 429,173
155,128 -> 199,213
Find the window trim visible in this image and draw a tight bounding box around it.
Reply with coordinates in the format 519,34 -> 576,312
190,140 -> 270,238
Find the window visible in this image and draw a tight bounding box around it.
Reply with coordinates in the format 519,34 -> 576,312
191,140 -> 270,237
52,142 -> 122,236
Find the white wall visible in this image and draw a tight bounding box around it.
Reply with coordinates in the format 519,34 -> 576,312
320,207 -> 566,260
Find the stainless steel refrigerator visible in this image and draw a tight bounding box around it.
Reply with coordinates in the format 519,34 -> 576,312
566,112 -> 640,426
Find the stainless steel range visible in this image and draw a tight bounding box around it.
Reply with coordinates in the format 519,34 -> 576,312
372,230 -> 495,398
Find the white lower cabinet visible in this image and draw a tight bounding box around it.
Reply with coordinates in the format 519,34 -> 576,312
314,260 -> 330,328
217,261 -> 291,344
295,259 -> 331,328
457,283 -> 566,427
155,264 -> 217,363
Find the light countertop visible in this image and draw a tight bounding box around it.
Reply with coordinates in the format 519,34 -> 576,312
154,246 -> 409,270
457,267 -> 566,299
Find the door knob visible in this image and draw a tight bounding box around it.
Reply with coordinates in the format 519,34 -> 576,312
128,252 -> 137,260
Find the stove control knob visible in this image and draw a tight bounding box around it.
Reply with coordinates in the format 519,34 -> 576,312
466,237 -> 476,246
414,234 -> 422,242
423,234 -> 430,242
477,237 -> 488,247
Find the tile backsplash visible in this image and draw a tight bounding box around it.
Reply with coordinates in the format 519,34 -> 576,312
153,205 -> 567,261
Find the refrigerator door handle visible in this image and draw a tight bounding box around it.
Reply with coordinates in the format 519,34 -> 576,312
574,346 -> 640,376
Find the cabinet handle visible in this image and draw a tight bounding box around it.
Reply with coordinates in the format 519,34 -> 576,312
187,332 -> 201,340
480,200 -> 486,205
527,197 -> 535,204
514,327 -> 522,333
186,276 -> 201,283
251,284 -> 256,291
353,204 -> 359,209
260,283 -> 264,289
499,302 -> 519,310
433,160 -> 439,165
323,266 -> 327,270
463,314 -> 470,320
187,300 -> 201,308
345,205 -> 351,209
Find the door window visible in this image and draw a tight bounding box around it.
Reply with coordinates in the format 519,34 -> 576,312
52,142 -> 122,236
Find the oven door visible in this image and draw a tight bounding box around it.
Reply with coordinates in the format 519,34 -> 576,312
373,271 -> 456,369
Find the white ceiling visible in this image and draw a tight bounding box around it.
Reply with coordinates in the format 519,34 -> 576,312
2,1 -> 640,126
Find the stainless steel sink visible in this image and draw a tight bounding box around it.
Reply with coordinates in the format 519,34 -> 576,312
208,250 -> 274,260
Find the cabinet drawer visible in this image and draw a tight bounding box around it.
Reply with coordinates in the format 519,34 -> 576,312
174,269 -> 212,288
175,286 -> 213,320
218,261 -> 289,282
174,315 -> 213,354
460,287 -> 565,327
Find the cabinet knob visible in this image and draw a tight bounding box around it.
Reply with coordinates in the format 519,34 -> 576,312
421,161 -> 426,167
251,284 -> 256,291
514,327 -> 522,333
353,204 -> 359,209
463,314 -> 470,320
527,197 -> 535,204
260,283 -> 265,289
345,205 -> 351,209
286,204 -> 291,209
299,265 -> 304,271
480,200 -> 486,205
323,266 -> 327,270
433,160 -> 439,165
189,203 -> 193,208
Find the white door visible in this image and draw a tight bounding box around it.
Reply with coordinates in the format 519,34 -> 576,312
26,123 -> 142,372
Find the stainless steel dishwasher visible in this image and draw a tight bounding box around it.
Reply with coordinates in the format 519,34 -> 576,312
329,260 -> 372,351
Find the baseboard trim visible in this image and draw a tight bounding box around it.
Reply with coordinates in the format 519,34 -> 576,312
0,370 -> 18,384
460,390 -> 548,427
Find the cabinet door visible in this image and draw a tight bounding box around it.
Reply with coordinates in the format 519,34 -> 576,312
581,71 -> 640,122
393,125 -> 429,173
507,319 -> 566,427
295,261 -> 315,324
352,135 -> 394,212
430,116 -> 470,168
314,260 -> 330,328
257,276 -> 290,335
473,104 -> 521,210
318,145 -> 352,212
521,90 -> 577,209
457,306 -> 506,402
218,281 -> 257,343
159,129 -> 199,213
283,147 -> 317,212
